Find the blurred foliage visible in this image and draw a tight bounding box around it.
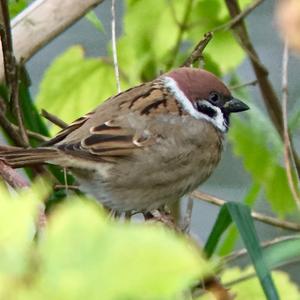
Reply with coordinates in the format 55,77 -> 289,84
0,183 -> 213,300
8,0 -> 28,18
229,83 -> 298,215
36,0 -> 252,127
85,10 -> 105,33
36,46 -> 128,132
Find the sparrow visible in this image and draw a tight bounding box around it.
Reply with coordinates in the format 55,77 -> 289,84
0,67 -> 249,212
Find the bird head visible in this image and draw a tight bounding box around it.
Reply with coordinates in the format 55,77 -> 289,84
162,67 -> 249,132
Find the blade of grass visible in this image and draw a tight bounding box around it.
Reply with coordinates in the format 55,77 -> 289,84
218,183 -> 261,256
205,202 -> 279,300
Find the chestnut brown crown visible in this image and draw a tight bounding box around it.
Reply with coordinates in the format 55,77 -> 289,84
163,67 -> 249,132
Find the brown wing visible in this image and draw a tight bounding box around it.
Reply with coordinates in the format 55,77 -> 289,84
44,79 -> 184,162
55,119 -> 156,163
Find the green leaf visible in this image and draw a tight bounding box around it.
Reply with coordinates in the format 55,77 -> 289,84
204,204 -> 232,258
9,0 -> 27,18
218,183 -> 261,256
117,0 -> 185,80
186,0 -> 252,74
36,46 -> 127,134
229,105 -> 297,216
204,202 -> 279,300
29,199 -> 214,300
0,180 -> 49,280
85,11 -> 105,33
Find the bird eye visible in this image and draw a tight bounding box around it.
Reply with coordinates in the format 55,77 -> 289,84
209,92 -> 220,102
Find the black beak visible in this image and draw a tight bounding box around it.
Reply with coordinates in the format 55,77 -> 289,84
223,98 -> 249,113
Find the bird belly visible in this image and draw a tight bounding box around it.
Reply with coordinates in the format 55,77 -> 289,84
73,142 -> 221,212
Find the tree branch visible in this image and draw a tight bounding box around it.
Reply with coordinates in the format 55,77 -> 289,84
41,109 -> 68,129
213,0 -> 264,32
229,79 -> 258,90
0,100 -> 28,147
192,191 -> 300,232
224,0 -> 300,176
0,1 -> 29,145
281,41 -> 300,208
0,0 -> 105,82
0,160 -> 29,189
225,235 -> 300,263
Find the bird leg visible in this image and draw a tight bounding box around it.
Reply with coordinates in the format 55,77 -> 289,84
144,207 -> 178,230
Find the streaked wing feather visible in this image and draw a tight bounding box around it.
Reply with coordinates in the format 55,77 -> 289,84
45,79 -> 184,162
43,112 -> 94,146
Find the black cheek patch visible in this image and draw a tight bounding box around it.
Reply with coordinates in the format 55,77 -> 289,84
196,103 -> 217,118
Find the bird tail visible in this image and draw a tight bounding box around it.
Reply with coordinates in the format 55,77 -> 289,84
0,146 -> 59,168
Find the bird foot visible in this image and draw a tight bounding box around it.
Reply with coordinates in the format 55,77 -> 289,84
144,209 -> 178,230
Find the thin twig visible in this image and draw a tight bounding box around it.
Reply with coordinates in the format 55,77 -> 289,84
181,196 -> 194,233
54,184 -> 79,190
229,79 -> 258,90
166,0 -> 194,69
224,0 -> 300,176
224,257 -> 300,288
213,0 -> 264,32
0,105 -> 28,147
182,32 -> 213,67
282,41 -> 300,208
111,0 -> 121,93
0,0 -> 28,145
8,122 -> 49,142
0,160 -> 29,189
41,109 -> 68,129
225,235 -> 300,263
11,64 -> 29,144
192,191 -> 300,232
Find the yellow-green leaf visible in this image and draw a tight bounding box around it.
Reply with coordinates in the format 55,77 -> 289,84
36,46 -> 127,134
30,199 -> 213,300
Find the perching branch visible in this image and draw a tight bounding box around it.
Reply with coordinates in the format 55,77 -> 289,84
192,191 -> 300,232
181,196 -> 194,233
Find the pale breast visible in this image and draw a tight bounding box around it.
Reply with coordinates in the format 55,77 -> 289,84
90,115 -> 224,211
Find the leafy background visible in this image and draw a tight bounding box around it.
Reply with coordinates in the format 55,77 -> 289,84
1,0 -> 300,299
